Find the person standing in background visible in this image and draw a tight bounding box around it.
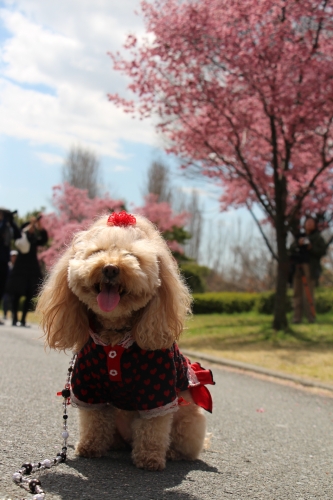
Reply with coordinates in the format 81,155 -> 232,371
2,249 -> 18,320
289,217 -> 327,324
6,215 -> 48,327
0,209 -> 20,324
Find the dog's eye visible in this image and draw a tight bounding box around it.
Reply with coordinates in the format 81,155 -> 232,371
125,252 -> 138,261
87,250 -> 102,258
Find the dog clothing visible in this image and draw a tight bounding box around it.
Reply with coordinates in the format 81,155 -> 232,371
71,331 -> 215,419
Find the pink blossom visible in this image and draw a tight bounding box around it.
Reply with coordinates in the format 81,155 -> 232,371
109,0 -> 333,225
40,183 -> 124,268
40,184 -> 188,268
135,194 -> 189,253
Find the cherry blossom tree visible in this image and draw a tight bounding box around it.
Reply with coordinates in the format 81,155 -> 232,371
40,183 -> 124,268
109,0 -> 333,329
40,184 -> 189,268
135,193 -> 190,254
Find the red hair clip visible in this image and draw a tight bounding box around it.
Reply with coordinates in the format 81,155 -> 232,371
107,211 -> 136,227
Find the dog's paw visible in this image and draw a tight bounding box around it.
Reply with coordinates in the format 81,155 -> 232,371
75,441 -> 106,458
132,453 -> 166,471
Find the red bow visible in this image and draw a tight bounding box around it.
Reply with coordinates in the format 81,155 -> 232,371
107,211 -> 136,227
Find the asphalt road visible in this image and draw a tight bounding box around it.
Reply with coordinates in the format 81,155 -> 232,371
1,323 -> 333,500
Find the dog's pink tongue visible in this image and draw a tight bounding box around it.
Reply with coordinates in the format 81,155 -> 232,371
97,285 -> 120,312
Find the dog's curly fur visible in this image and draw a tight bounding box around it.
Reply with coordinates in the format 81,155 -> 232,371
37,214 -> 207,471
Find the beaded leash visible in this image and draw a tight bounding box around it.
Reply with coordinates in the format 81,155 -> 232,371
12,354 -> 77,500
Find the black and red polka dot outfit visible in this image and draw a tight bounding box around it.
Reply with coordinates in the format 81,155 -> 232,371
71,331 -> 215,419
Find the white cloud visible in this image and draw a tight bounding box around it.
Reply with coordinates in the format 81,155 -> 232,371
0,0 -> 156,158
35,151 -> 63,164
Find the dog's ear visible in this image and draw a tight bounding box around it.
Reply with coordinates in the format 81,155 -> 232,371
132,247 -> 192,350
37,247 -> 89,352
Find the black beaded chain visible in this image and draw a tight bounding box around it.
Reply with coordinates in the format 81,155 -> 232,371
12,354 -> 77,500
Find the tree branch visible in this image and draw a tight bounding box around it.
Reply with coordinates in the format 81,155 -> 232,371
246,202 -> 279,261
288,118 -> 333,222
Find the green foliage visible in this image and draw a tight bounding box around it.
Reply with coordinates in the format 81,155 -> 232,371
192,292 -> 258,314
255,291 -> 292,314
180,262 -> 211,293
163,226 -> 191,245
315,290 -> 333,314
192,289 -> 333,315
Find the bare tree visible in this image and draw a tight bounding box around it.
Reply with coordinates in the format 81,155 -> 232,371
182,191 -> 203,261
145,161 -> 172,203
204,219 -> 228,274
202,217 -> 277,292
62,145 -> 101,198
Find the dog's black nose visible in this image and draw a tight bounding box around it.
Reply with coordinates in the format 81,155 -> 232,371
102,264 -> 120,279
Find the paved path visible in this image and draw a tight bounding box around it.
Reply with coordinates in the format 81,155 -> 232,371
1,323 -> 333,500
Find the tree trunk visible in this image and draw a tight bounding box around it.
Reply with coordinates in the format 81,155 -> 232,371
273,236 -> 289,330
273,217 -> 289,330
270,114 -> 289,330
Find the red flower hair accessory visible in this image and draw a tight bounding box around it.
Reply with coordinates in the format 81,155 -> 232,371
107,211 -> 136,227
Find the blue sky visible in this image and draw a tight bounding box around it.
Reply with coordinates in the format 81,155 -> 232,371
0,0 -> 162,213
0,0 -> 257,266
0,0 -> 225,214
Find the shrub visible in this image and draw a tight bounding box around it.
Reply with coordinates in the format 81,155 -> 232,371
255,289 -> 333,315
192,292 -> 258,314
255,291 -> 292,315
315,291 -> 333,314
180,262 -> 211,293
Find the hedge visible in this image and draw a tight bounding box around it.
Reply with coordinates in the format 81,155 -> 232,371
192,290 -> 333,314
315,290 -> 333,314
256,289 -> 333,315
255,291 -> 292,315
180,262 -> 211,293
192,292 -> 259,314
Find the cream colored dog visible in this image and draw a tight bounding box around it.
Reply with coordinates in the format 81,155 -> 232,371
37,212 -> 213,471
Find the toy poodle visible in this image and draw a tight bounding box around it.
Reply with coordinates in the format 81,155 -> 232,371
37,211 -> 214,471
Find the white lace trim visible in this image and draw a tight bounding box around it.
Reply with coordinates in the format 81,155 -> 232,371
89,329 -> 134,348
89,329 -> 108,346
187,364 -> 200,387
71,390 -> 179,418
139,398 -> 180,419
70,390 -> 112,410
118,332 -> 135,348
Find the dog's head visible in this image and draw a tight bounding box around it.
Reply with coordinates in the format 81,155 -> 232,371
37,213 -> 192,352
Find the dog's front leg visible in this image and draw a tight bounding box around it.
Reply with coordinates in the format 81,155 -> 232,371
131,413 -> 173,471
75,406 -> 116,458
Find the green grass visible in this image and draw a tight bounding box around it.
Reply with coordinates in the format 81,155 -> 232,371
179,312 -> 333,384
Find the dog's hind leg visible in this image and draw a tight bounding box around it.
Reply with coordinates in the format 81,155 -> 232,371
131,413 -> 173,470
75,406 -> 117,458
167,390 -> 207,461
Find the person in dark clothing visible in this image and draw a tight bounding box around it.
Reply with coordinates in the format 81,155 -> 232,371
289,217 -> 327,323
6,215 -> 48,327
2,250 -> 18,320
0,209 -> 20,324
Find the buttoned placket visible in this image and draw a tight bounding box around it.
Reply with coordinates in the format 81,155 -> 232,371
103,345 -> 125,382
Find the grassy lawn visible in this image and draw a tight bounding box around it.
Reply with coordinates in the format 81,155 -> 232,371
180,312 -> 333,384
